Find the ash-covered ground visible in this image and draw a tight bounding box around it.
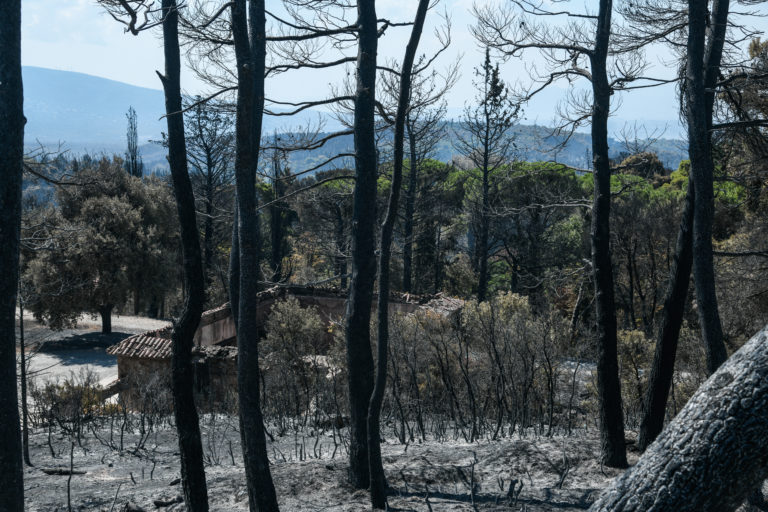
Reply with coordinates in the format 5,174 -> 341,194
24,422 -> 637,512
18,313 -> 628,511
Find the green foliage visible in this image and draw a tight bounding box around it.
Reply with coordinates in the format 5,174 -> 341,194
24,156 -> 178,329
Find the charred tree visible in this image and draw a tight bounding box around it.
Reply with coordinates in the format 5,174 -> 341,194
0,0 -> 25,507
453,48 -> 517,303
624,0 -> 733,451
334,203 -> 348,290
345,0 -> 379,489
687,0 -> 729,374
638,178 -> 694,451
368,1 -> 430,507
231,0 -> 279,509
590,324 -> 768,512
588,0 -> 628,469
18,290 -> 31,467
99,304 -> 113,334
402,127 -> 418,293
185,99 -> 234,287
158,1 -> 210,510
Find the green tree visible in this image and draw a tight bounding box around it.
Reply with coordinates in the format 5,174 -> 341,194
26,157 -> 177,333
454,48 -> 518,302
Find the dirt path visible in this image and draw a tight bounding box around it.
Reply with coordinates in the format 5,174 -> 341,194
18,312 -> 170,385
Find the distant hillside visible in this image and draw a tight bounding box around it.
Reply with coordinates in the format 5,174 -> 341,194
23,66 -> 688,174
285,123 -> 688,173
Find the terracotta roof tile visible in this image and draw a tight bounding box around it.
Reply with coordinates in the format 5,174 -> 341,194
107,327 -> 172,360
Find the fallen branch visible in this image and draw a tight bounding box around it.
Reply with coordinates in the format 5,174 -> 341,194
40,467 -> 86,476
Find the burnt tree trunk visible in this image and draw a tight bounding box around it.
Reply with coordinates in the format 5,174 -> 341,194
231,0 -> 279,510
346,0 -> 379,489
158,1 -> 210,510
368,2 -> 429,507
590,0 -> 627,469
637,0 -> 731,451
402,125 -> 418,293
590,324 -> 768,512
687,0 -> 728,374
0,0 -> 25,507
638,177 -> 694,451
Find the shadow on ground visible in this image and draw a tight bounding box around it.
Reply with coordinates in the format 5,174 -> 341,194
37,331 -> 134,352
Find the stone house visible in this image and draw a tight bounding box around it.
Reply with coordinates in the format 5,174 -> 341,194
105,286 -> 463,409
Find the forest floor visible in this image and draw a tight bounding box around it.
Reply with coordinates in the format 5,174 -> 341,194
17,314 -> 768,511
23,423 -> 640,512
17,314 -> 630,511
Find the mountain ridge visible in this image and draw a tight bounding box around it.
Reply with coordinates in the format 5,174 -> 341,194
22,66 -> 687,173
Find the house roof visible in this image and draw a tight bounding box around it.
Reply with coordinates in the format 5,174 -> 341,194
107,327 -> 172,360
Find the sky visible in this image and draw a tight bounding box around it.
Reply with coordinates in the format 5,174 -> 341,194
20,0 -> 768,138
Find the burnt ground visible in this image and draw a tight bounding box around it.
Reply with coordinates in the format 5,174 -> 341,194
17,314 -> 767,511
23,422 -> 640,512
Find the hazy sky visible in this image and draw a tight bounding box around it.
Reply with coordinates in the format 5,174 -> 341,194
21,0 -> 768,137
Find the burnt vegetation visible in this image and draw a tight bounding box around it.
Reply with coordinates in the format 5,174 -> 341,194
4,0 -> 768,511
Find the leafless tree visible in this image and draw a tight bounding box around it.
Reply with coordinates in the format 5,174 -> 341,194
184,98 -> 235,290
368,1 -> 431,507
473,0 -> 659,466
618,0 -> 760,450
377,19 -> 457,294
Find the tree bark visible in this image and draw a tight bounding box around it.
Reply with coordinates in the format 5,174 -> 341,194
590,324 -> 768,512
231,0 -> 279,510
638,177 -> 694,451
589,0 -> 627,469
158,1 -> 209,510
100,304 -> 114,334
0,0 -> 25,506
368,2 -> 430,507
686,0 -> 728,374
345,0 -> 379,489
